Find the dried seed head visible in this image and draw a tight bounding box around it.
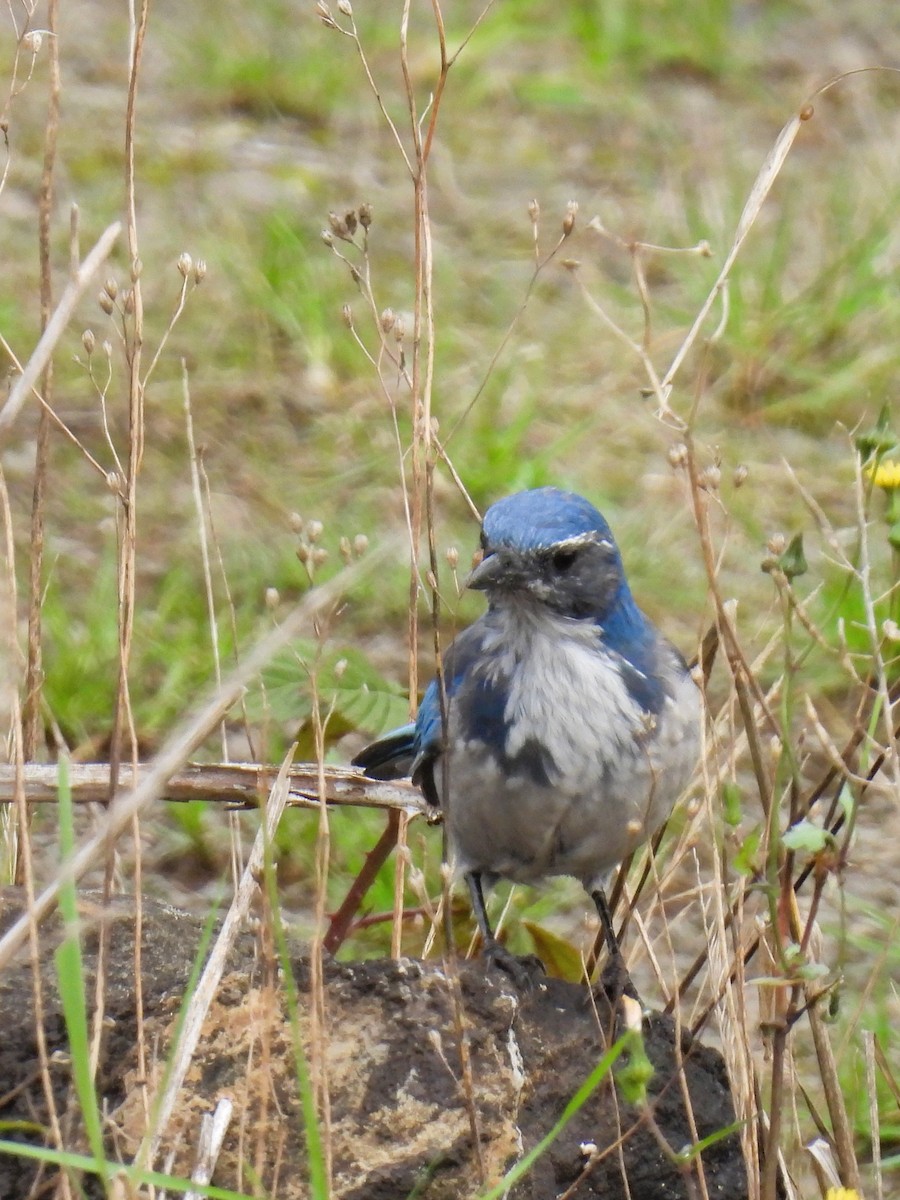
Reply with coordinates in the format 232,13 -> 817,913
341,303 -> 353,328
353,533 -> 368,556
311,547 -> 328,566
339,535 -> 352,562
562,200 -> 578,237
23,30 -> 42,54
177,252 -> 193,279
106,470 -> 121,492
767,532 -> 786,557
393,317 -> 405,342
98,291 -> 115,315
289,511 -> 304,533
528,198 -> 540,223
321,229 -> 334,247
700,464 -> 721,491
316,1 -> 337,28
344,209 -> 357,235
306,519 -> 324,542
194,259 -> 207,284
265,587 -> 280,609
81,329 -> 95,355
380,307 -> 395,333
103,277 -> 118,300
130,257 -> 142,281
733,463 -> 749,488
328,211 -> 347,238
358,202 -> 372,228
337,0 -> 353,15
122,288 -> 135,315
426,569 -> 438,590
296,543 -> 311,564
446,546 -> 459,569
102,339 -> 112,358
667,442 -> 688,469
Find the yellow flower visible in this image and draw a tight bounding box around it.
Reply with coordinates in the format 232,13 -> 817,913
825,1189 -> 862,1200
867,458 -> 900,489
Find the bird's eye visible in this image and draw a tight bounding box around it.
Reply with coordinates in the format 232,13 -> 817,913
552,547 -> 578,572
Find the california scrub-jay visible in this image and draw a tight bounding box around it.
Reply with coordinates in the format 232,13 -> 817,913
354,487 -> 701,983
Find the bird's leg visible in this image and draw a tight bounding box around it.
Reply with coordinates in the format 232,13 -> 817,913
590,887 -> 640,1006
591,887 -> 621,959
466,872 -> 544,989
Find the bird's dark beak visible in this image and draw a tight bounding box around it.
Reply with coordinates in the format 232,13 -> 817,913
465,551 -> 504,591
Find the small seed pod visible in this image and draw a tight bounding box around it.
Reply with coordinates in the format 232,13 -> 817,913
177,252 -> 193,279
98,291 -> 115,315
700,464 -> 721,491
82,329 -> 96,355
358,202 -> 373,228
733,463 -> 749,488
103,277 -> 118,300
562,200 -> 578,237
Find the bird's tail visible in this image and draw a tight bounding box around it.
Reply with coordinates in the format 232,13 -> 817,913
351,722 -> 417,780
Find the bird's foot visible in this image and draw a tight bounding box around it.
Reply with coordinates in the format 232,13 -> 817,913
482,940 -> 546,991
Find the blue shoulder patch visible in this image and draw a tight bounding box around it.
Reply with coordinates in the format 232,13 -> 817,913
600,586 -> 669,714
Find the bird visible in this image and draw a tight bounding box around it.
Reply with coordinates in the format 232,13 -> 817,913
353,486 -> 701,986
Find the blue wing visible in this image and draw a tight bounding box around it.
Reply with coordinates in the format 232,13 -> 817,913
352,623 -> 487,795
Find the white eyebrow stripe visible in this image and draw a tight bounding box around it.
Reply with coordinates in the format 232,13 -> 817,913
551,532 -> 610,550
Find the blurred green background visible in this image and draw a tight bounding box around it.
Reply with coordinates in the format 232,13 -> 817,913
2,0 -> 900,940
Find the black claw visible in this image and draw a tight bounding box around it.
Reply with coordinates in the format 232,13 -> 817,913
483,939 -> 546,990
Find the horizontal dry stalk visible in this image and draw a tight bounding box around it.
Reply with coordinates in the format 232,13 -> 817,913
0,761 -> 425,816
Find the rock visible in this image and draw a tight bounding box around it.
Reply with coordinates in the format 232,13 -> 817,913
0,890 -> 747,1198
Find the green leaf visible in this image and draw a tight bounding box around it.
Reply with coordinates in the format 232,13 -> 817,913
782,819 -> 834,854
54,756 -> 107,1176
721,781 -> 742,827
778,532 -> 808,580
733,826 -> 761,875
522,920 -> 585,983
260,642 -> 409,748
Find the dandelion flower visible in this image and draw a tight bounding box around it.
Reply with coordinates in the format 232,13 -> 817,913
867,459 -> 900,489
